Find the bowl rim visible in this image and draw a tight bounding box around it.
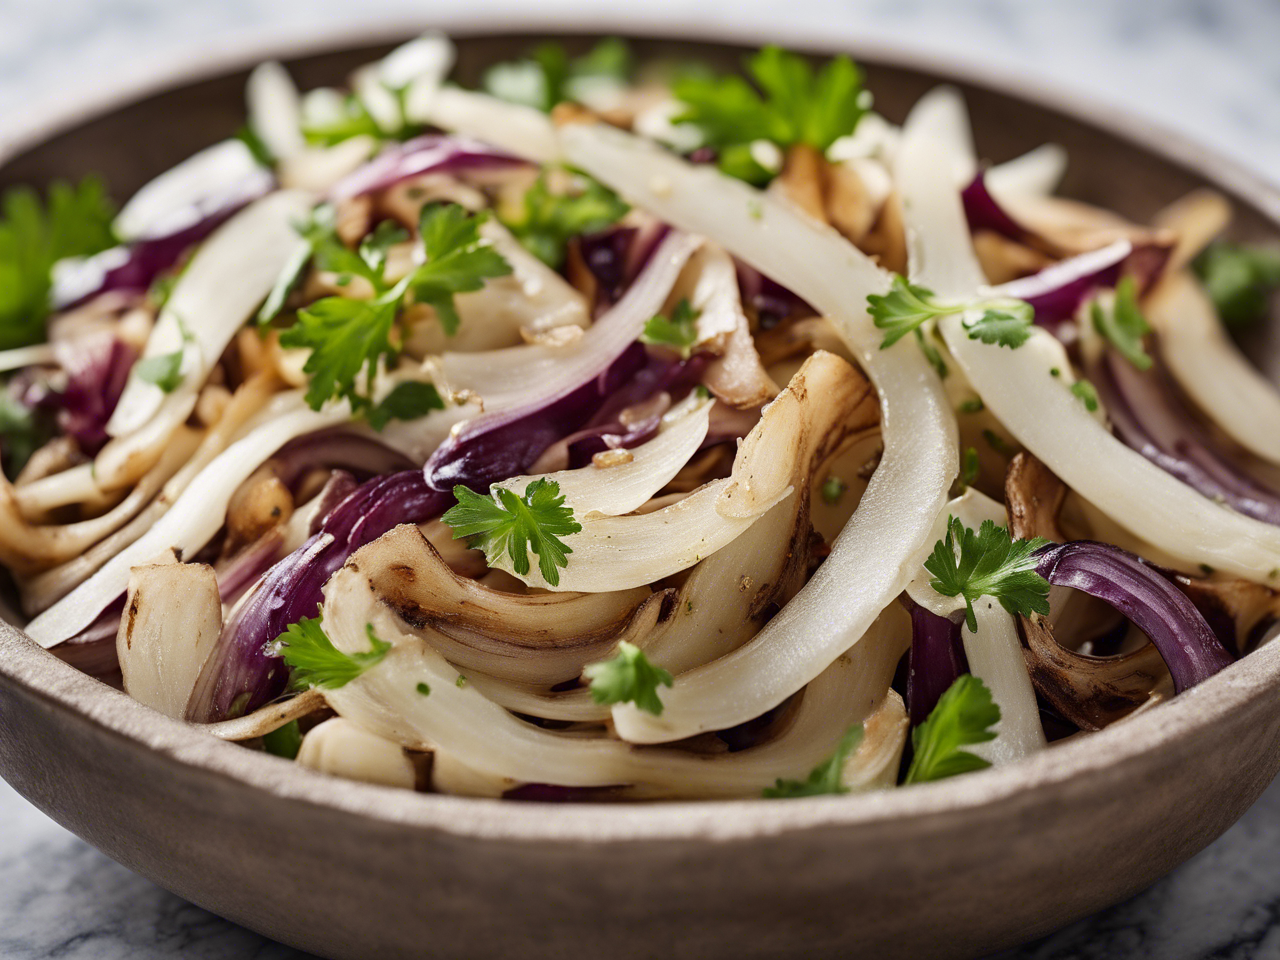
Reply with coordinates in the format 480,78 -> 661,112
3,16 -> 1280,845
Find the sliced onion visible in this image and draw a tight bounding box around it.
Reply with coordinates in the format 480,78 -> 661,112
984,143 -> 1067,199
993,240 -> 1132,328
296,717 -> 416,789
905,601 -> 966,726
1035,540 -> 1234,690
246,61 -> 305,162
24,392 -> 351,647
1147,271 -> 1280,464
894,87 -> 1280,584
419,86 -> 560,164
117,560 -> 222,720
329,134 -> 527,202
560,121 -> 956,740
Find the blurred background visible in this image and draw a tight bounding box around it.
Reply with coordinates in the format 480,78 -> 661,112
0,1 -> 1278,959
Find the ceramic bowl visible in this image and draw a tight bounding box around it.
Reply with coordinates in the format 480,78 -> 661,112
1,26 -> 1279,960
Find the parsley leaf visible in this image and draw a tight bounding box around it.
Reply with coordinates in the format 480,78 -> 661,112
262,720 -> 302,759
1071,378 -> 1100,412
867,275 -> 1035,353
1193,241 -> 1280,328
0,390 -> 51,479
0,178 -> 117,350
584,640 -> 674,715
820,475 -> 847,505
960,447 -> 981,489
133,350 -> 185,392
1091,276 -> 1152,369
763,724 -> 864,798
483,38 -> 632,113
442,477 -> 582,587
500,171 -> 629,269
672,46 -> 866,182
276,615 -> 391,691
924,516 -> 1052,633
904,674 -> 1000,784
279,203 -> 509,412
640,298 -> 700,357
302,89 -> 420,147
366,380 -> 445,431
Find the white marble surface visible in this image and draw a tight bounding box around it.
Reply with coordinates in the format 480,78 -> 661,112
0,1 -> 1279,958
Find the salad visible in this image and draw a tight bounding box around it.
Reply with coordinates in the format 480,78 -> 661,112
2,34 -> 1279,800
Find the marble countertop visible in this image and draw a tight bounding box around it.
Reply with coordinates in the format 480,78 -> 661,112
0,1 -> 1278,958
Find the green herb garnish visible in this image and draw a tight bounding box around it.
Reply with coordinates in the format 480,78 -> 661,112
867,275 -> 1033,352
276,614 -> 391,691
924,516 -> 1052,633
904,674 -> 1000,784
584,640 -> 674,715
500,171 -> 628,269
640,298 -> 701,358
483,38 -> 632,113
1091,276 -> 1152,370
1193,241 -> 1280,328
262,720 -> 302,759
764,724 -> 864,798
1071,379 -> 1100,412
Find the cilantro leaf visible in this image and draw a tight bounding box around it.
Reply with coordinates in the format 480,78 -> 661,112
1193,241 -> 1280,328
640,298 -> 701,357
133,350 -> 185,392
500,171 -> 629,269
262,720 -> 302,759
867,276 -> 958,348
443,477 -> 582,586
0,178 -> 117,350
867,275 -> 1035,355
924,516 -> 1052,633
962,302 -> 1034,349
1071,378 -> 1100,412
280,203 -> 509,412
904,674 -> 1001,784
483,38 -> 632,113
672,46 -> 867,183
410,204 -> 513,336
584,641 -> 674,715
763,724 -> 864,798
367,380 -> 444,431
276,615 -> 391,691
1091,276 -> 1152,369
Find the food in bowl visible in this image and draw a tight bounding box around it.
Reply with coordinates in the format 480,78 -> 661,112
3,33 -> 1279,800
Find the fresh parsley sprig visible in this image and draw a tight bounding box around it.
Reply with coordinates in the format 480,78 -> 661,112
483,38 -> 632,113
442,477 -> 581,587
763,724 -> 864,798
904,674 -> 1001,784
278,203 -> 510,414
640,298 -> 701,358
672,46 -> 867,184
924,516 -> 1052,633
275,614 -> 392,691
584,641 -> 674,715
500,171 -> 629,269
867,276 -> 1035,352
1091,276 -> 1152,370
0,178 -> 117,350
1193,241 -> 1280,328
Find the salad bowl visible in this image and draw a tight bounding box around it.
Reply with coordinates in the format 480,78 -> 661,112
1,25 -> 1279,960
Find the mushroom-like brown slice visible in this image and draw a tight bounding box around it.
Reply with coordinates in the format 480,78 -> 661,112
1005,452 -> 1169,730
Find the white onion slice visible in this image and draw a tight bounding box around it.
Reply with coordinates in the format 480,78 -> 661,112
419,87 -> 559,164
494,391 -> 711,520
984,143 -> 1068,199
106,190 -> 314,441
559,122 -> 956,741
895,87 -> 1280,584
26,393 -> 350,647
1148,271 -> 1280,464
117,561 -> 222,720
296,717 -> 416,789
246,61 -> 305,162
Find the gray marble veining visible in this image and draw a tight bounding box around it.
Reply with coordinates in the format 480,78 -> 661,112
0,1 -> 1278,958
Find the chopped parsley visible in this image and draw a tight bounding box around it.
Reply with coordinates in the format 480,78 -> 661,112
1091,276 -> 1152,370
640,298 -> 701,357
820,475 -> 848,505
0,177 -> 117,350
1193,241 -> 1280,328
957,397 -> 984,415
584,640 -> 673,715
133,319 -> 194,393
483,38 -> 632,113
500,170 -> 629,269
275,614 -> 391,691
982,429 -> 1017,457
960,447 -> 981,489
0,390 -> 51,479
924,516 -> 1052,633
764,724 -> 864,798
280,203 -> 510,413
1071,378 -> 1100,412
904,674 -> 1000,784
443,477 -> 581,587
867,275 -> 1033,352
261,720 -> 302,759
672,46 -> 867,184
366,380 -> 445,431
416,682 -> 431,696
302,86 -> 421,147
